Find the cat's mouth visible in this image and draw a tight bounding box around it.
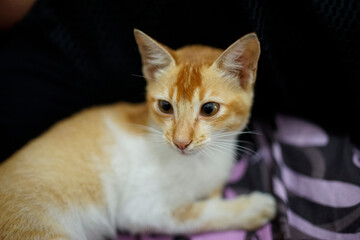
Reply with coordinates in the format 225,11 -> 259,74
175,147 -> 199,156
165,138 -> 202,156
179,149 -> 196,155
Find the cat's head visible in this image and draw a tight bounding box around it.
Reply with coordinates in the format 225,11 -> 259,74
134,29 -> 260,155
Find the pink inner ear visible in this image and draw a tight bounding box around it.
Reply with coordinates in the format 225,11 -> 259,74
235,46 -> 260,89
234,54 -> 250,89
219,52 -> 252,89
135,30 -> 175,81
214,34 -> 260,89
239,71 -> 250,89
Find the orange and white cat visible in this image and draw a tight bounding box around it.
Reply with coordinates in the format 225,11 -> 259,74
0,29 -> 276,240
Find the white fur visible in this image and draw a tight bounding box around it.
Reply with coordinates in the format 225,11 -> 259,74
56,116 -> 235,239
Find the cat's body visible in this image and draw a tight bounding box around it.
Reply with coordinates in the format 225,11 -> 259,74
0,30 -> 276,240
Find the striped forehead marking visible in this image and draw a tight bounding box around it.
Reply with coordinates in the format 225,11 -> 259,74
174,64 -> 203,102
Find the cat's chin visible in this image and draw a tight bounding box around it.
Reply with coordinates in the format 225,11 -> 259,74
173,148 -> 199,156
180,150 -> 197,156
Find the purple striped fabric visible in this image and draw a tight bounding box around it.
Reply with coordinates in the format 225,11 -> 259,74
269,114 -> 360,240
115,114 -> 360,240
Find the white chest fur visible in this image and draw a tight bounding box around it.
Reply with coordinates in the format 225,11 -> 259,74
61,117 -> 236,239
104,117 -> 235,233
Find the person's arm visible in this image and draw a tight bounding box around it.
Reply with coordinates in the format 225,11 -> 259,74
0,0 -> 37,29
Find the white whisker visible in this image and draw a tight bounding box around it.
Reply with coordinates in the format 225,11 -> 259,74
212,130 -> 261,138
205,145 -> 222,155
206,144 -> 238,162
239,131 -> 261,136
212,131 -> 241,137
131,73 -> 157,82
213,139 -> 250,144
211,139 -> 256,156
199,147 -> 211,159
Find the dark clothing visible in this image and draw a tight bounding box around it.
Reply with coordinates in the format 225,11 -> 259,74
1,0 -> 359,160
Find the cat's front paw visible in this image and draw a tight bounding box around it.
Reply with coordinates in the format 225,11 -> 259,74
238,191 -> 276,231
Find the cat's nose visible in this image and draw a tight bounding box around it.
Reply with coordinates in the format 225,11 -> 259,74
173,139 -> 192,150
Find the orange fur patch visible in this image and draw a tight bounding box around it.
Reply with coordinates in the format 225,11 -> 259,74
108,102 -> 149,135
172,202 -> 205,223
173,45 -> 222,102
175,64 -> 202,101
175,45 -> 222,65
0,102 -> 152,238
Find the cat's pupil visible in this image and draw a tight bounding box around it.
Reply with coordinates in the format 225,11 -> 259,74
201,102 -> 220,116
203,104 -> 214,114
159,100 -> 173,114
161,101 -> 171,111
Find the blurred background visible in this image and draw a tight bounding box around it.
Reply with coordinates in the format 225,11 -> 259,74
1,0 -> 359,161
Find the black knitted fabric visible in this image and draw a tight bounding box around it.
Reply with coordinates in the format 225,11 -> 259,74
244,0 -> 360,142
0,0 -> 359,160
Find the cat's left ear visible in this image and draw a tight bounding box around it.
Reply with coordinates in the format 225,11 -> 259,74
211,33 -> 260,89
134,29 -> 176,81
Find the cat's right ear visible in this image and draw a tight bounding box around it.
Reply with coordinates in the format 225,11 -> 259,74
134,29 -> 176,81
211,33 -> 260,90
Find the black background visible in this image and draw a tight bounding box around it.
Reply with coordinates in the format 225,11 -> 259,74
1,0 -> 359,161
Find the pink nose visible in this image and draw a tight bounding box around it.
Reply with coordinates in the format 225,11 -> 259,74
173,139 -> 192,150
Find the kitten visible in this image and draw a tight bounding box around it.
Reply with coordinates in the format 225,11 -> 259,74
0,29 -> 276,240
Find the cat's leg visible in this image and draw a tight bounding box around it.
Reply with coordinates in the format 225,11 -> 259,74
120,188 -> 276,234
0,229 -> 69,240
207,187 -> 222,199
0,215 -> 71,240
169,191 -> 276,233
126,191 -> 276,234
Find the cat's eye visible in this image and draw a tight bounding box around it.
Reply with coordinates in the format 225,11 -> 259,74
158,100 -> 173,114
200,102 -> 220,117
